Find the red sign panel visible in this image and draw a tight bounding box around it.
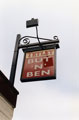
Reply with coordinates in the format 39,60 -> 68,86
21,49 -> 56,82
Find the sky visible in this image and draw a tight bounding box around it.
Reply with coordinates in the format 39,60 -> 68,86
0,0 -> 79,120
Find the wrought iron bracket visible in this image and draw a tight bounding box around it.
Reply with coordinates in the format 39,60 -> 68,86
9,34 -> 59,85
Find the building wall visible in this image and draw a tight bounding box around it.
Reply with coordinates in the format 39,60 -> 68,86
0,95 -> 14,120
0,71 -> 19,120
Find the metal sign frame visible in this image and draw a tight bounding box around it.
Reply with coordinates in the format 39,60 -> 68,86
9,34 -> 59,85
21,47 -> 56,82
9,19 -> 60,86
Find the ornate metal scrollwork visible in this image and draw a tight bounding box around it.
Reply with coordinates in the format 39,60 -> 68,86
20,37 -> 30,45
53,36 -> 58,40
19,35 -> 59,48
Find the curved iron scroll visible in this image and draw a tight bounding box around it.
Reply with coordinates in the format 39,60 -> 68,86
19,35 -> 59,47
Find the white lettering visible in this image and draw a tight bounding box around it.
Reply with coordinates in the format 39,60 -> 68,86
45,57 -> 49,62
26,70 -> 51,78
34,71 -> 40,76
35,58 -> 42,63
26,53 -> 29,58
30,53 -> 33,58
34,64 -> 43,70
27,72 -> 33,77
28,59 -> 33,64
41,70 -> 50,76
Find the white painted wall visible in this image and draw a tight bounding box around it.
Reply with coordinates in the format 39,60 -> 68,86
0,95 -> 14,120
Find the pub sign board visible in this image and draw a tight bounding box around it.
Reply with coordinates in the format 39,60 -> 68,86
21,48 -> 56,82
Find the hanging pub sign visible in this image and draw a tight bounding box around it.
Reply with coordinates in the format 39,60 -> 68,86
21,48 -> 56,82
